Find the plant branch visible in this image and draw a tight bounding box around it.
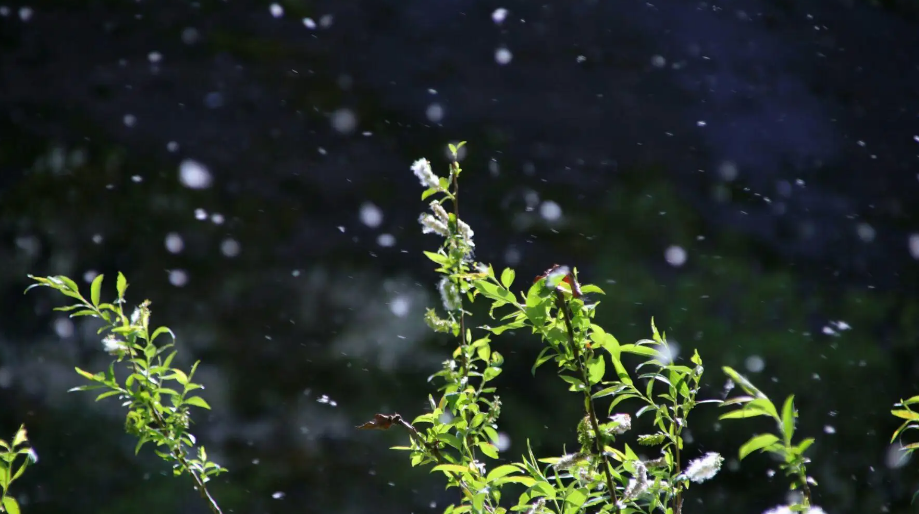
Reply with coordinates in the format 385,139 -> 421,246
450,162 -> 476,461
554,291 -> 619,506
127,353 -> 222,514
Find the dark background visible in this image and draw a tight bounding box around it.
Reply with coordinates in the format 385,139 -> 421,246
2,0 -> 919,512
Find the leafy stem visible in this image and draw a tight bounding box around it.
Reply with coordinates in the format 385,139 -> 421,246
25,273 -> 226,514
554,290 -> 619,506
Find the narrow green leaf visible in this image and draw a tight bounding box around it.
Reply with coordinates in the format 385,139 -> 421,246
431,464 -> 470,475
90,274 -> 104,307
11,426 -> 27,448
558,374 -> 585,391
564,488 -> 588,509
619,344 -> 659,357
500,268 -> 516,289
57,275 -> 80,294
116,272 -> 128,299
587,355 -> 605,385
902,396 -> 919,405
892,409 -> 919,421
474,280 -> 516,305
493,476 -> 537,487
95,390 -> 122,402
420,188 -> 438,201
795,438 -> 815,454
423,251 -> 449,266
781,395 -> 796,442
134,436 -> 149,455
2,495 -> 21,514
184,396 -> 211,410
738,433 -> 780,460
150,326 -> 175,344
580,284 -> 605,295
486,464 -> 521,482
75,367 -> 99,382
478,442 -> 499,459
719,408 -> 771,420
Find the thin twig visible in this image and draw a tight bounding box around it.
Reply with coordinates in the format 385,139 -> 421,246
394,414 -> 447,464
450,162 -> 476,461
554,291 -> 619,507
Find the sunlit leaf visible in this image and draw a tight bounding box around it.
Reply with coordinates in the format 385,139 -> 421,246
781,395 -> 796,442
116,272 -> 128,299
500,268 -> 516,289
90,274 -> 104,307
478,442 -> 499,459
2,495 -> 21,514
579,284 -> 605,295
892,409 -> 919,421
184,396 -> 211,410
474,280 -> 517,305
738,433 -> 780,460
432,464 -> 470,475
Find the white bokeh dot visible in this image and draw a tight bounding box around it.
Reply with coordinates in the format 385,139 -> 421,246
179,159 -> 213,189
359,202 -> 383,228
495,47 -> 513,65
539,201 -> 562,222
665,245 -> 687,267
164,232 -> 184,253
168,269 -> 188,287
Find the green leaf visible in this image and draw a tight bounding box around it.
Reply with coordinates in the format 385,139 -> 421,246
90,274 -> 104,307
691,348 -> 703,367
134,436 -> 149,456
95,390 -> 122,402
2,495 -> 21,514
474,280 -> 516,305
11,426 -> 27,448
738,433 -> 780,460
494,476 -> 537,487
500,268 -> 516,289
184,396 -> 211,410
423,251 -> 449,266
448,143 -> 458,155
558,375 -> 585,391
486,464 -> 521,482
719,407 -> 772,420
57,275 -> 80,294
483,367 -> 502,382
795,438 -> 815,454
902,396 -> 919,405
74,367 -> 100,382
611,356 -> 632,386
150,326 -> 175,344
579,284 -> 605,295
116,272 -> 128,299
478,442 -> 499,459
432,464 -> 470,475
620,344 -> 659,358
781,395 -> 796,442
564,488 -> 588,509
892,409 -> 919,421
592,385 -> 627,399
587,355 -> 605,385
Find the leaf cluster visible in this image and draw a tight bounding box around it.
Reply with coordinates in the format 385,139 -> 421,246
25,273 -> 225,513
0,426 -> 37,514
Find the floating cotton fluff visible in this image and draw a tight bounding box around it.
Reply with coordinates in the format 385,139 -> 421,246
411,158 -> 439,189
684,452 -> 723,483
